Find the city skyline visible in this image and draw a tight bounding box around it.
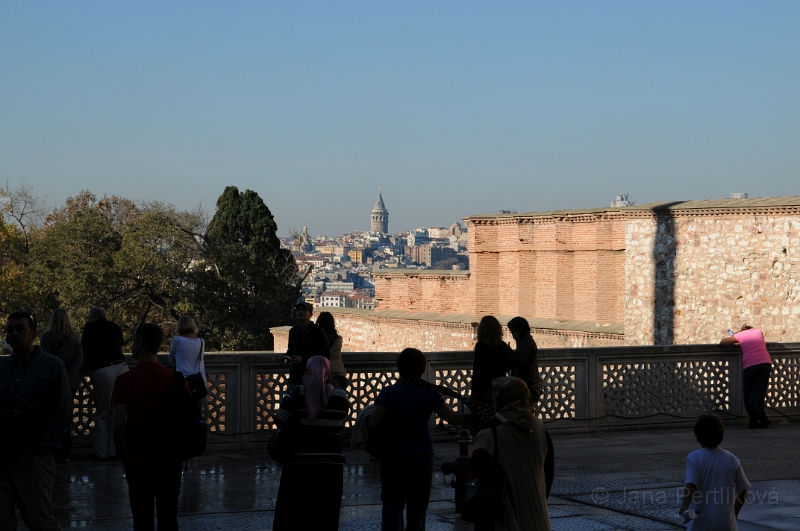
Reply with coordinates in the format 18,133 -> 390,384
2,2 -> 798,237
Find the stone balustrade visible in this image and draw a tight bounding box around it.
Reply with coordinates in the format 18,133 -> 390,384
69,343 -> 800,451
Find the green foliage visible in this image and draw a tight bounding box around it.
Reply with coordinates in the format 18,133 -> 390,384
0,213 -> 33,318
190,186 -> 298,351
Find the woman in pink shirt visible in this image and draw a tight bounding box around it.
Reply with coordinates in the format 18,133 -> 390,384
721,326 -> 773,429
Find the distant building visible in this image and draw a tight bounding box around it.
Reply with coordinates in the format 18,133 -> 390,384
320,292 -> 347,308
348,248 -> 366,264
610,192 -> 634,207
730,192 -> 749,199
370,188 -> 389,234
409,244 -> 457,267
325,281 -> 355,292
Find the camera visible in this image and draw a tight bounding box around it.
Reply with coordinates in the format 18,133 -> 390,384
282,356 -> 291,365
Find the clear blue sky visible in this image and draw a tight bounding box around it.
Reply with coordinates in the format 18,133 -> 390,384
1,2 -> 798,237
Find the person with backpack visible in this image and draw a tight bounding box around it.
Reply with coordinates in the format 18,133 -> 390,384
112,323 -> 193,531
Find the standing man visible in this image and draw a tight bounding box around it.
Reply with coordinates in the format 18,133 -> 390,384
286,301 -> 329,387
0,311 -> 70,531
113,323 -> 189,531
81,306 -> 128,459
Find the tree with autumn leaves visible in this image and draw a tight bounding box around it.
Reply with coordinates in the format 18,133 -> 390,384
0,182 -> 298,350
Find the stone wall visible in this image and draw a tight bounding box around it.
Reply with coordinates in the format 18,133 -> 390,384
271,308 -> 624,353
626,208 -> 800,345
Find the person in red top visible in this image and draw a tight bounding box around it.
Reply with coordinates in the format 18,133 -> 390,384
721,325 -> 773,429
113,323 -> 190,531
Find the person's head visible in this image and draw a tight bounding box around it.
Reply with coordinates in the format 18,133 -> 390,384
477,315 -> 504,346
47,308 -> 74,344
315,311 -> 338,341
397,348 -> 426,379
87,307 -> 107,324
5,311 -> 37,357
492,376 -> 533,412
294,302 -> 313,325
176,315 -> 198,336
507,316 -> 531,341
740,324 -> 753,331
694,414 -> 725,448
132,323 -> 164,360
304,355 -> 332,386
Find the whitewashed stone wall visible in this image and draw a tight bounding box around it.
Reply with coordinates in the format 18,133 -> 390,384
626,211 -> 800,345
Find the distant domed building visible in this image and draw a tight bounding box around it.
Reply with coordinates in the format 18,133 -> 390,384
371,188 -> 389,234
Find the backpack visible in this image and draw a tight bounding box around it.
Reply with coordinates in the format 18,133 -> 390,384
154,371 -> 207,462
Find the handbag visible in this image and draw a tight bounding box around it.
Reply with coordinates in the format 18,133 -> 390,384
185,339 -> 208,401
364,386 -> 393,460
461,425 -> 503,523
267,427 -> 293,464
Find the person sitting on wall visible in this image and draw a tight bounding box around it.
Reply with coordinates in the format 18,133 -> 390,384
286,302 -> 330,389
720,325 -> 773,429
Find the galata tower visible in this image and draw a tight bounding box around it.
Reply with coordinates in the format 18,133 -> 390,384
370,188 -> 389,234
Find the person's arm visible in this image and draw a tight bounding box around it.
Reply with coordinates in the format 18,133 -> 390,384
37,361 -> 72,453
168,337 -> 178,367
679,483 -> 697,515
368,405 -> 386,429
720,336 -> 739,346
287,329 -> 302,364
273,390 -> 296,428
113,404 -> 127,458
435,402 -> 472,425
734,490 -> 747,517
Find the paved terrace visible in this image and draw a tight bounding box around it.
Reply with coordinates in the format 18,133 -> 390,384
34,421 -> 800,531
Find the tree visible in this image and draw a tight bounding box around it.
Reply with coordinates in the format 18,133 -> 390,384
189,186 -> 298,351
28,192 -> 204,343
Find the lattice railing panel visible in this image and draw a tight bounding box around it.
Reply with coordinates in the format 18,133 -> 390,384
205,372 -> 228,432
433,369 -> 471,428
603,361 -> 730,417
539,364 -> 578,420
255,372 -> 290,431
767,357 -> 800,408
72,375 -> 95,436
345,371 -> 399,429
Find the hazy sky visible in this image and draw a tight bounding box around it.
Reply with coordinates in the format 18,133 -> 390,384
2,2 -> 798,237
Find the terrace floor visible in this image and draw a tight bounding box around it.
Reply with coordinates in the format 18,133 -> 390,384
26,421 -> 800,530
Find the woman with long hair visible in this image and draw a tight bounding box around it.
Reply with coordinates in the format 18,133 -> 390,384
273,356 -> 350,530
315,311 -> 348,389
470,377 -> 553,531
168,316 -> 206,404
507,316 -> 541,401
471,316 -> 513,406
40,308 -> 84,462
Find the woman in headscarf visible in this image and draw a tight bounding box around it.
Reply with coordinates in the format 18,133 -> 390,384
273,356 -> 350,530
470,377 -> 554,531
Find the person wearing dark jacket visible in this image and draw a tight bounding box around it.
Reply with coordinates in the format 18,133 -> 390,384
286,302 -> 330,386
0,311 -> 71,531
471,316 -> 513,406
507,316 -> 541,401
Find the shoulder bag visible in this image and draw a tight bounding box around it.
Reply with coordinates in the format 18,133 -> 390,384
185,339 -> 208,401
461,425 -> 504,523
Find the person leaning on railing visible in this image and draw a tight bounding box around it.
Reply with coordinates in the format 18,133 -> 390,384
720,325 -> 773,429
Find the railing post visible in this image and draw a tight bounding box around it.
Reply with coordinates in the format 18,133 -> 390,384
587,351 -> 600,433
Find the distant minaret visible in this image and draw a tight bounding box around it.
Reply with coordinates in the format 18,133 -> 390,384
371,188 -> 389,234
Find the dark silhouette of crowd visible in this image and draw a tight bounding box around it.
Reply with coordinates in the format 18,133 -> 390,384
0,306 -> 774,531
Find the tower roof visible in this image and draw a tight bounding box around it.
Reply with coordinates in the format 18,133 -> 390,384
372,188 -> 387,212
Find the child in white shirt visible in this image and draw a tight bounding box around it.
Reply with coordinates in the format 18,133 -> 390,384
679,414 -> 750,531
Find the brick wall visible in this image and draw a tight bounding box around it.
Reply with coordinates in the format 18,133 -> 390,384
373,272 -> 471,314
271,312 -> 624,353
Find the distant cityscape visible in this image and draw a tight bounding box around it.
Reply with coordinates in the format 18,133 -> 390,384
280,189 -> 469,311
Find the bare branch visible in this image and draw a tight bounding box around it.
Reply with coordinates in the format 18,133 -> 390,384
0,179 -> 48,251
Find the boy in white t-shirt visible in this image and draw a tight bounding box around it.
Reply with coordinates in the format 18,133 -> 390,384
679,414 -> 750,531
